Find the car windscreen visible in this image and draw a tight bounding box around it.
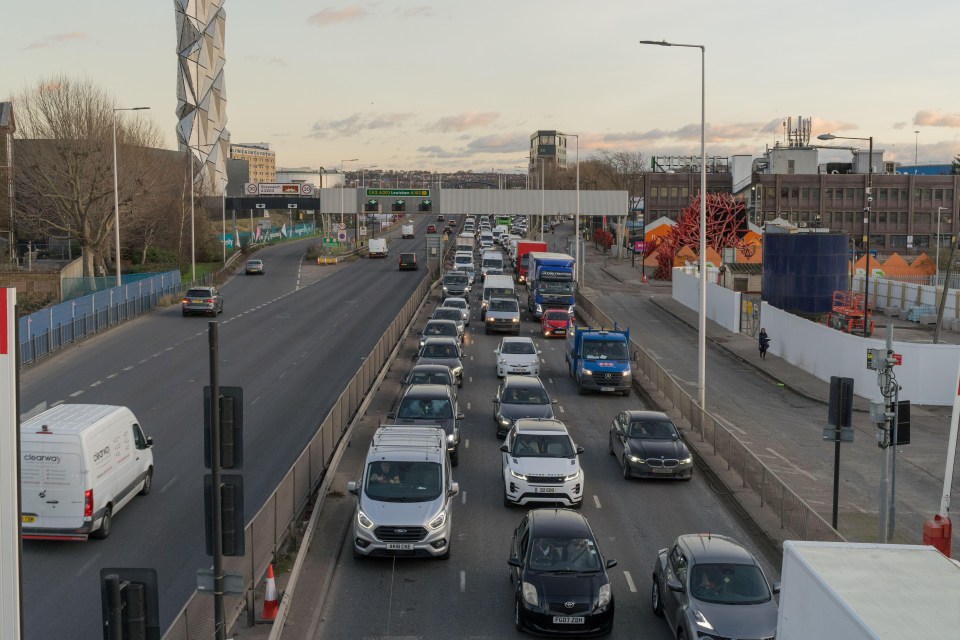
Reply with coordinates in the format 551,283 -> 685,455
454,255 -> 472,265
444,275 -> 468,285
424,323 -> 457,337
482,258 -> 503,267
364,461 -> 442,502
528,537 -> 602,572
689,563 -> 771,605
502,386 -> 549,405
539,281 -> 574,294
422,344 -> 458,358
543,310 -> 571,322
408,371 -> 452,385
628,420 -> 678,439
502,341 -> 536,355
583,339 -> 629,361
433,309 -> 461,322
485,287 -> 514,300
512,434 -> 573,457
489,299 -> 519,312
397,397 -> 453,420
443,300 -> 466,309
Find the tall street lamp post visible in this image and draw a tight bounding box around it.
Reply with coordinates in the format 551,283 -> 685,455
340,158 -> 358,226
563,134 -> 580,285
937,206 -> 949,286
640,39 -> 707,408
112,106 -> 150,288
818,133 -> 873,337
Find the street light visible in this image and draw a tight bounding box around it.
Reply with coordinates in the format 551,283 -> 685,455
563,134 -> 581,285
818,132 -> 873,338
340,158 -> 358,225
640,39 -> 707,409
936,206 -> 949,286
112,106 -> 150,287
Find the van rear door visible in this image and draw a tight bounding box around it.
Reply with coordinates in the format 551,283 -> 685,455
21,441 -> 86,531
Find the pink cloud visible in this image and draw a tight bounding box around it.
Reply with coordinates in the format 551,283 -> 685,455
428,112 -> 500,133
914,110 -> 960,128
308,7 -> 367,26
23,32 -> 87,50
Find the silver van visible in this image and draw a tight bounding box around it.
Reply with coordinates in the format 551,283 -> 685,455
481,274 -> 516,319
348,426 -> 459,559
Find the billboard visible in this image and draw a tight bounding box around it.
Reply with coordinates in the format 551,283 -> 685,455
243,183 -> 315,196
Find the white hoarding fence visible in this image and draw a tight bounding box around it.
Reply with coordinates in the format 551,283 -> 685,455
0,288 -> 20,639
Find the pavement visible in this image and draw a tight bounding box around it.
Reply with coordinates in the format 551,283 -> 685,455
229,224 -> 960,639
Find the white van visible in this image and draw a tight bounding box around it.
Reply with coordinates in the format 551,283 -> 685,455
401,223 -> 415,239
348,426 -> 459,559
480,250 -> 505,281
20,404 -> 154,540
481,274 -> 516,319
368,237 -> 388,258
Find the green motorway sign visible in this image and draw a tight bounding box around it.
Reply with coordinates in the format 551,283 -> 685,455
365,189 -> 430,198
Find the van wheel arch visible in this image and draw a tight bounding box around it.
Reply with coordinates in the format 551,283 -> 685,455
91,506 -> 113,539
139,467 -> 154,496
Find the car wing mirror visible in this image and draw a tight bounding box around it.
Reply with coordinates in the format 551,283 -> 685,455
552,399 -> 558,404
576,446 -> 584,455
772,580 -> 782,595
347,481 -> 358,496
387,412 -> 397,419
456,413 -> 465,420
508,556 -> 523,568
449,482 -> 460,497
499,444 -> 509,453
605,558 -> 618,569
666,576 -> 684,593
493,349 -> 499,355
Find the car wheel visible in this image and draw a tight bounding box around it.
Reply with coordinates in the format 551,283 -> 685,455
352,545 -> 364,560
139,468 -> 153,496
578,381 -> 588,395
450,450 -> 459,467
503,486 -> 512,507
571,499 -> 583,510
91,506 -> 113,540
622,455 -> 631,480
458,378 -> 463,388
652,580 -> 664,616
677,630 -> 686,640
514,597 -> 524,633
485,327 -> 490,334
608,434 -> 615,455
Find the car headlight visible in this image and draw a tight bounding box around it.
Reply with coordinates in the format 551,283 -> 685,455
522,582 -> 539,607
447,433 -> 456,444
563,469 -> 581,482
498,415 -> 511,427
442,286 -> 449,293
498,359 -> 507,366
693,609 -> 715,630
510,468 -> 527,481
622,369 -> 632,379
597,583 -> 612,608
357,510 -> 374,529
582,369 -> 592,376
428,511 -> 447,530
486,316 -> 494,323
567,305 -> 575,314
451,366 -> 463,376
680,455 -> 693,464
511,317 -> 519,323
534,304 -> 542,313
628,455 -> 643,463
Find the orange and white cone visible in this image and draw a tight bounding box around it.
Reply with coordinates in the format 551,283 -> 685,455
261,564 -> 279,621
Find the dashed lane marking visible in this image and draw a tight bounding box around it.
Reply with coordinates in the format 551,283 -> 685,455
765,447 -> 818,481
69,390 -> 84,397
593,495 -> 602,509
460,570 -> 466,593
623,571 -> 637,593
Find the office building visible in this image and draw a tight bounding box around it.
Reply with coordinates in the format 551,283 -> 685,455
230,143 -> 275,183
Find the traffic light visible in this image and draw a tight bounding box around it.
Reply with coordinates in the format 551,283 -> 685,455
204,386 -> 243,469
204,473 -> 245,556
364,199 -> 379,212
100,568 -> 161,640
418,199 -> 432,212
392,199 -> 406,212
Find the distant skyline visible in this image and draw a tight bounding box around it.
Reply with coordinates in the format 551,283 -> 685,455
5,1 -> 960,173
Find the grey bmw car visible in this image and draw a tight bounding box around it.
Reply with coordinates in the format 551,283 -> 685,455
609,410 -> 693,480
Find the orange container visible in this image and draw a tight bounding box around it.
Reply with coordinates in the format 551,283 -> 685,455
922,514 -> 953,557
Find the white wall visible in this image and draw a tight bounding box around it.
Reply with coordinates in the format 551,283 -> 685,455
857,275 -> 960,322
672,268 -> 741,333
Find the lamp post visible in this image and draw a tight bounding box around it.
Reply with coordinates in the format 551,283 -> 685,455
914,130 -> 919,170
539,158 -> 546,241
640,39 -> 707,408
340,158 -> 358,226
936,206 -> 949,286
112,106 -> 150,288
818,133 -> 873,337
563,134 -> 581,285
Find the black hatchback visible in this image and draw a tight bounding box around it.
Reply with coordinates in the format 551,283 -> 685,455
508,509 -> 616,636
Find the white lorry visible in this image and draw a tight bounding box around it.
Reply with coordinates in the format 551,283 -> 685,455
20,404 -> 154,540
368,237 -> 388,258
455,233 -> 476,254
776,541 -> 960,639
401,223 -> 415,239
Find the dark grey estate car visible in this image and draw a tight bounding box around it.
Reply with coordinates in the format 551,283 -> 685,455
388,384 -> 464,465
493,375 -> 555,438
415,337 -> 465,387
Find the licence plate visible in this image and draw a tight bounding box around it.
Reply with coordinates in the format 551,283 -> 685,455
652,468 -> 674,474
600,386 -> 615,392
21,515 -> 36,523
552,616 -> 584,624
536,487 -> 556,493
386,543 -> 414,550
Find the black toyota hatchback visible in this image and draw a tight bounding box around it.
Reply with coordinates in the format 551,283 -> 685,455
508,509 -> 616,636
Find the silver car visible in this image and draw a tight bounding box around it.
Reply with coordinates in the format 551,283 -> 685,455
181,286 -> 224,317
440,297 -> 471,326
652,534 -> 780,640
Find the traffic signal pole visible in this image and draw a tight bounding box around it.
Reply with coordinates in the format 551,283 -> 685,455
208,322 -> 226,640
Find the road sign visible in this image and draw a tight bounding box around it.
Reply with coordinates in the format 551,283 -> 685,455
337,231 -> 347,242
633,241 -> 648,253
338,222 -> 347,230
893,353 -> 902,365
287,204 -> 298,209
365,189 -> 430,198
322,237 -> 337,246
255,204 -> 266,209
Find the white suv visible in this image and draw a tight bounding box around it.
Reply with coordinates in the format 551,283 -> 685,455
494,336 -> 540,377
500,418 -> 583,508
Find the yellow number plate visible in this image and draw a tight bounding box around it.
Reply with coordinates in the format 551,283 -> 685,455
21,515 -> 37,524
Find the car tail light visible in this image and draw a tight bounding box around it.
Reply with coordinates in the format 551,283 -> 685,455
181,298 -> 189,304
84,489 -> 93,517
205,298 -> 215,303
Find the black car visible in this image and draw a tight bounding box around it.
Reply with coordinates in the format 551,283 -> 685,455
415,337 -> 465,388
494,375 -> 556,438
608,410 -> 693,480
387,383 -> 463,465
508,509 -> 616,636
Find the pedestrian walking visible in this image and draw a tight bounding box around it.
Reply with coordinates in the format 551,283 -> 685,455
758,328 -> 770,360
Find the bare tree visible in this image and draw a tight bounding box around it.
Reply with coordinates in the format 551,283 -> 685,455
13,76 -> 162,276
591,149 -> 646,199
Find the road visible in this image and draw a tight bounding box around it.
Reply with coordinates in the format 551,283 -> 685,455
18,221 -> 433,639
309,265 -> 781,639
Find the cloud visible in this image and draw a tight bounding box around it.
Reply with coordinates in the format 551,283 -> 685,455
466,134 -> 528,153
426,112 -> 500,133
892,122 -> 907,130
23,32 -> 87,50
601,122 -> 769,144
244,55 -> 287,67
306,112 -> 414,138
400,5 -> 435,18
914,110 -> 960,127
417,145 -> 463,159
307,7 -> 367,26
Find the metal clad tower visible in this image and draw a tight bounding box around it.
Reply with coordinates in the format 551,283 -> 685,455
175,0 -> 229,194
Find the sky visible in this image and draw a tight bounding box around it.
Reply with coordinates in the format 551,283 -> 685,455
5,0 -> 960,174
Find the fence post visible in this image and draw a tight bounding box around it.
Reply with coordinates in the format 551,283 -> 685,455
779,484 -> 786,528
760,467 -> 765,507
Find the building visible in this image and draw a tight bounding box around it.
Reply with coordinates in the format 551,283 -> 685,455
175,0 -> 230,194
643,155 -> 734,222
230,143 -> 276,183
528,130 -> 568,188
0,102 -> 13,258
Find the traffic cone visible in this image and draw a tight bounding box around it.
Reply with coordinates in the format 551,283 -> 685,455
261,564 -> 279,621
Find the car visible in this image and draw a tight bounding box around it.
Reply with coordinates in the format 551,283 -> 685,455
501,418 -> 583,508
448,219 -> 457,227
652,534 -> 779,640
388,384 -> 463,466
508,509 -> 616,636
398,252 -> 418,271
431,307 -> 465,337
403,364 -> 458,396
245,259 -> 264,275
485,297 -> 521,335
181,286 -> 224,317
416,337 -> 464,388
440,297 -> 471,326
419,319 -> 462,349
441,272 -> 471,301
493,375 -> 555,438
608,410 -> 693,480
494,336 -> 541,377
436,214 -> 445,221
541,309 -> 573,338
426,224 -> 438,233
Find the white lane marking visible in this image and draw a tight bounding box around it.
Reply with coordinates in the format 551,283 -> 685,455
89,381 -> 102,388
548,378 -> 555,385
51,400 -> 64,408
465,439 -> 470,449
461,491 -> 467,505
623,570 -> 637,593
165,346 -> 174,351
152,352 -> 162,358
593,495 -> 602,509
469,377 -> 473,383
460,570 -> 466,593
123,366 -> 134,371
467,403 -> 471,411
160,477 -> 178,493
251,396 -> 261,405
765,448 -> 818,481
558,405 -> 565,413
106,374 -> 118,379
69,390 -> 84,397
138,359 -> 149,364
715,415 -> 747,436
76,552 -> 103,577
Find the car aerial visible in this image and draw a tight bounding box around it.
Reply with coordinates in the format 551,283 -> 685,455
388,384 -> 463,466
494,375 -> 555,438
608,410 -> 693,480
508,509 -> 616,636
426,224 -> 438,233
541,308 -> 573,338
501,418 -> 583,508
431,307 -> 466,337
440,297 -> 471,326
441,272 -> 471,301
652,533 -> 779,640
244,259 -> 264,275
419,319 -> 462,349
416,337 -> 464,388
398,252 -> 418,271
181,286 -> 224,317
485,297 -> 521,335
494,336 -> 541,377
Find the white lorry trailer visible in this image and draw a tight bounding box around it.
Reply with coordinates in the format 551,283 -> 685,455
776,541 -> 960,640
